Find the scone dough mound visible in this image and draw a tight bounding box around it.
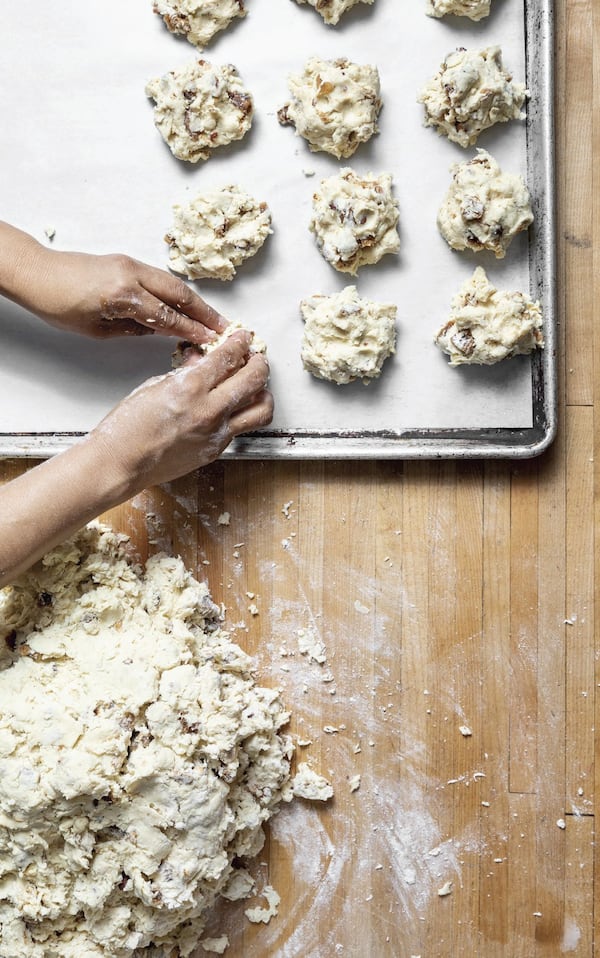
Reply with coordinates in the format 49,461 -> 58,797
437,149 -> 533,258
0,525 -> 293,958
165,185 -> 272,280
300,285 -> 397,384
426,0 -> 491,20
173,322 -> 267,368
145,59 -> 253,163
293,0 -> 374,26
434,266 -> 543,365
153,0 -> 247,49
418,46 -> 527,147
278,57 -> 382,159
310,168 -> 400,274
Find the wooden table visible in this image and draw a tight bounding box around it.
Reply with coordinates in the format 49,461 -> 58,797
0,3 -> 596,954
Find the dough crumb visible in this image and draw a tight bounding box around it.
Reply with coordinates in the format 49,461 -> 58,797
459,725 -> 472,736
293,0 -> 374,26
297,627 -> 328,664
426,0 -> 490,20
349,774 -> 361,792
154,0 -> 247,49
201,935 -> 230,954
292,763 -> 334,801
245,885 -> 281,924
218,511 -> 231,525
438,881 -> 454,897
221,868 -> 256,901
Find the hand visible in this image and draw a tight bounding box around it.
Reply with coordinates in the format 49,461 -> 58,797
90,330 -> 273,492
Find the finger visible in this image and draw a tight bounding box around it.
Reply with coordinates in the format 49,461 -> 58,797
136,264 -> 228,340
213,352 -> 270,413
193,330 -> 254,390
94,317 -> 155,339
229,389 -> 275,435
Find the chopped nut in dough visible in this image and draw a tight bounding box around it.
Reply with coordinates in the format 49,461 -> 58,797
278,57 -> 382,159
153,0 -> 247,49
293,0 -> 374,26
165,185 -> 272,281
300,285 -> 397,385
292,763 -> 334,801
434,266 -> 543,365
418,46 -> 527,147
146,59 -> 253,163
310,168 -> 400,274
426,0 -> 491,20
437,149 -> 533,258
0,525 -> 293,957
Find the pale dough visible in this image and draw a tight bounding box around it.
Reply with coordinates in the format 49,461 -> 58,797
426,0 -> 491,20
417,46 -> 527,147
291,763 -> 334,801
153,0 -> 247,49
278,57 -> 382,159
145,59 -> 253,163
293,0 -> 374,26
172,321 -> 267,367
309,168 -> 400,274
437,149 -> 533,258
434,266 -> 544,365
300,285 -> 397,385
165,185 -> 272,280
0,525 -> 293,958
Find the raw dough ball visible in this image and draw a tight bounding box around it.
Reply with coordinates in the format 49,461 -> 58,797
426,0 -> 491,20
145,59 -> 253,163
437,149 -> 533,258
309,167 -> 400,274
278,57 -> 382,159
434,266 -> 543,365
0,525 -> 293,958
300,285 -> 397,384
293,0 -> 374,26
153,0 -> 247,49
417,46 -> 527,148
165,185 -> 272,280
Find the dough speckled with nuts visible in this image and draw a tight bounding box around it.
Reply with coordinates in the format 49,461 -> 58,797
145,59 -> 253,163
153,0 -> 247,49
0,525 -> 293,958
426,0 -> 490,20
165,185 -> 272,281
434,266 -> 543,365
172,323 -> 267,369
293,0 -> 374,25
309,168 -> 400,275
437,149 -> 533,258
278,57 -> 382,159
418,46 -> 527,147
300,285 -> 396,384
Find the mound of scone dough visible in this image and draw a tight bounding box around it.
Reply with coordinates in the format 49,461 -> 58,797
437,149 -> 533,258
418,46 -> 527,147
146,59 -> 253,163
426,0 -> 491,20
172,322 -> 267,367
165,185 -> 272,281
300,285 -> 397,384
0,525 -> 293,958
293,0 -> 374,25
153,0 -> 247,49
434,266 -> 543,365
310,168 -> 400,274
278,57 -> 382,159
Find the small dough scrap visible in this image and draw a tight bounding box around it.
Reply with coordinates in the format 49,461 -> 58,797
437,149 -> 533,258
293,0 -> 374,26
426,0 -> 490,20
201,936 -> 230,954
165,185 -> 272,281
244,885 -> 281,924
300,285 -> 396,385
434,266 -> 543,365
417,46 -> 527,147
310,168 -> 400,274
278,57 -> 382,159
153,0 -> 247,49
292,763 -> 334,801
146,59 -> 253,163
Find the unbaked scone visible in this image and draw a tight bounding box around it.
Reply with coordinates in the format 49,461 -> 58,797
434,266 -> 543,365
309,168 -> 400,274
437,149 -> 533,258
153,0 -> 247,49
172,322 -> 267,367
418,46 -> 527,147
426,0 -> 491,20
278,57 -> 382,159
300,285 -> 397,384
145,59 -> 253,163
165,186 -> 272,281
293,0 -> 374,25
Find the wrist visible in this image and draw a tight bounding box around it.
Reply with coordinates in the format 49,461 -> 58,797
0,222 -> 49,309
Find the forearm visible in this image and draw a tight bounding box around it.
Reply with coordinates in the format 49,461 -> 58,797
0,221 -> 48,313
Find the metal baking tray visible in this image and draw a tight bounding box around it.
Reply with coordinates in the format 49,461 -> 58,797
0,0 -> 554,460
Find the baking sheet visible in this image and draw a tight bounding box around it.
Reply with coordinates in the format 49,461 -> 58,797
0,0 -> 555,458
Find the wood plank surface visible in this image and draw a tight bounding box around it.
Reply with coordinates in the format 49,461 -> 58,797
0,2 -> 597,954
